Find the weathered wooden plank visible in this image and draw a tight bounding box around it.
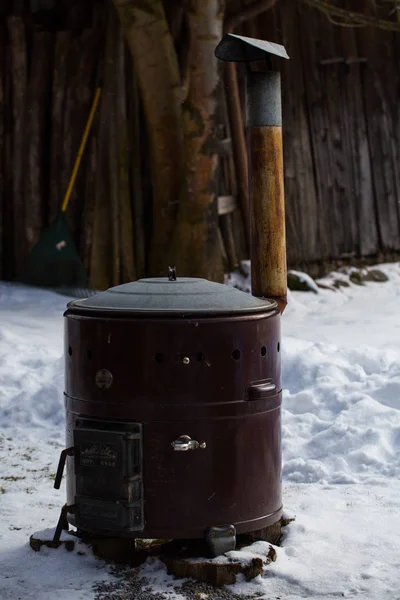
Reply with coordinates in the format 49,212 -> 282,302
218,78 -> 241,268
60,36 -> 79,235
74,27 -> 103,276
358,23 -> 400,250
106,9 -> 121,287
0,25 -> 5,279
24,31 -> 53,252
297,4 -> 341,261
2,22 -> 14,280
339,24 -> 378,256
278,0 -> 321,265
89,12 -> 113,290
81,134 -> 97,276
126,58 -> 146,279
8,15 -> 27,271
318,13 -> 357,257
241,2 -> 314,266
393,29 -> 400,240
67,29 -> 99,245
49,30 -> 71,221
116,17 -> 136,284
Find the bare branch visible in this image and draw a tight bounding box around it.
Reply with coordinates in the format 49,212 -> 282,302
303,0 -> 400,32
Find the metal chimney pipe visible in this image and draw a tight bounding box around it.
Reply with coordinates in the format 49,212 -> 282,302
246,70 -> 287,313
214,35 -> 289,313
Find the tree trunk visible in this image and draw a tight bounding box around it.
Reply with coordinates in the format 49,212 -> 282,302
172,0 -> 225,281
112,0 -> 184,277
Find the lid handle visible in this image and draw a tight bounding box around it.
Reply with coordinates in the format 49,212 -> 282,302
168,266 -> 177,281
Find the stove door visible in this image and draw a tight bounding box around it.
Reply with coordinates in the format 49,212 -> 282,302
73,419 -> 143,533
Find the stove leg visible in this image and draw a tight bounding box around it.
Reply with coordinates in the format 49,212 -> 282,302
53,504 -> 75,543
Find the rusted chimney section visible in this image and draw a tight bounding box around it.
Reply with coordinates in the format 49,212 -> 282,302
215,35 -> 288,313
246,70 -> 287,313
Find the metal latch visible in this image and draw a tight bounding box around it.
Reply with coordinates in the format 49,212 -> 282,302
171,435 -> 206,451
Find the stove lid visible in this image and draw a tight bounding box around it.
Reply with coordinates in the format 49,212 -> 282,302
66,276 -> 277,316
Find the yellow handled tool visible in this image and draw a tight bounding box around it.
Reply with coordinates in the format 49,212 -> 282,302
61,86 -> 102,213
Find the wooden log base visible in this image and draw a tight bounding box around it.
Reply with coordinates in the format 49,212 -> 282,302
29,518 -> 294,586
160,543 -> 277,586
240,519 -> 283,545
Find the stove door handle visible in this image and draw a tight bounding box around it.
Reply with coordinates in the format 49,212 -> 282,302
171,435 -> 206,451
247,379 -> 277,401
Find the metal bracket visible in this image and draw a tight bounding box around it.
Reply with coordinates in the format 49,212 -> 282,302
168,266 -> 177,281
205,525 -> 236,557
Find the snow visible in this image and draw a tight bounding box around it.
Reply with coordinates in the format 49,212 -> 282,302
1,265 -> 400,599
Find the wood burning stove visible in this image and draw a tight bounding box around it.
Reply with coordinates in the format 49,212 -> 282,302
53,274 -> 282,553
52,33 -> 289,558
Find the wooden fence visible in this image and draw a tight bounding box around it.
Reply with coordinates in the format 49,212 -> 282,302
243,0 -> 400,269
1,0 -> 399,287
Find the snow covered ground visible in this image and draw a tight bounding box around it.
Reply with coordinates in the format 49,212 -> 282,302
1,265 -> 400,599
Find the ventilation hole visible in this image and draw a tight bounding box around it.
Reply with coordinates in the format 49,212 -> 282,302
232,349 -> 241,361
154,353 -> 164,363
261,346 -> 267,357
277,342 -> 280,353
197,352 -> 205,362
87,349 -> 92,360
68,346 -> 72,356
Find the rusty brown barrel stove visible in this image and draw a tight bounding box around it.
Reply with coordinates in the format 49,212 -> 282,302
54,33 -> 289,556
62,275 -> 282,546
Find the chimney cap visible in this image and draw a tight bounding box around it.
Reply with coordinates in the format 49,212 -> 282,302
215,33 -> 289,63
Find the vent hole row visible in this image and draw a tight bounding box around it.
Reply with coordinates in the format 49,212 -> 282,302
153,345 -> 279,363
69,344 -> 280,361
154,352 -> 206,364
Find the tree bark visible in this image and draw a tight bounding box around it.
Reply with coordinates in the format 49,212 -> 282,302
112,0 -> 185,277
172,0 -> 225,281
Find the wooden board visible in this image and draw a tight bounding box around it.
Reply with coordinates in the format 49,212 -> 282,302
8,16 -> 27,272
24,30 -> 54,251
358,22 -> 400,251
